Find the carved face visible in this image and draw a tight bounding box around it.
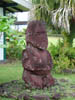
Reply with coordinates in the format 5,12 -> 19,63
26,20 -> 48,49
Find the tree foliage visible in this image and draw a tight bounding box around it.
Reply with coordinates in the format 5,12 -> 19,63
0,16 -> 15,33
0,16 -> 16,48
32,0 -> 75,33
0,15 -> 26,59
6,30 -> 26,59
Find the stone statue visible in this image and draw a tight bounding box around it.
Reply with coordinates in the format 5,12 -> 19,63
22,20 -> 54,89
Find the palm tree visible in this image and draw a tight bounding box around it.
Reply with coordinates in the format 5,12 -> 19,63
31,0 -> 75,47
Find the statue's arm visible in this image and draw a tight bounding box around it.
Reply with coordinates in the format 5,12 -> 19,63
22,49 -> 28,67
27,48 -> 41,64
47,51 -> 53,69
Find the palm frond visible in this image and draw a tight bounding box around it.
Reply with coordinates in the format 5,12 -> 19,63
31,0 -> 75,33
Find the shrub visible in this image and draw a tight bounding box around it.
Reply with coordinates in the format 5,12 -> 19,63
0,15 -> 25,60
6,30 -> 26,60
48,41 -> 75,73
53,54 -> 70,73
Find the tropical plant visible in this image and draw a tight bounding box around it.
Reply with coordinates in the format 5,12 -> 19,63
51,0 -> 75,33
0,16 -> 15,33
6,30 -> 26,59
32,0 -> 75,47
0,16 -> 16,48
32,0 -> 75,32
0,15 -> 25,59
48,41 -> 75,73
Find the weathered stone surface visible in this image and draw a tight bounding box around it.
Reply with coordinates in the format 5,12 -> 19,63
26,20 -> 48,49
23,70 -> 54,89
52,93 -> 61,100
22,47 -> 53,72
17,92 -> 28,100
24,95 -> 50,100
22,20 -> 54,88
17,92 -> 50,100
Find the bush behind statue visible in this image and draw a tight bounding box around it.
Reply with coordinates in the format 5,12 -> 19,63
48,41 -> 75,73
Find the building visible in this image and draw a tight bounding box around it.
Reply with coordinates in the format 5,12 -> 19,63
0,0 -> 32,61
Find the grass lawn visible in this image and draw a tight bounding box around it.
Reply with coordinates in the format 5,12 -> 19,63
48,37 -> 63,46
0,61 -> 23,84
48,37 -> 75,47
0,61 -> 75,100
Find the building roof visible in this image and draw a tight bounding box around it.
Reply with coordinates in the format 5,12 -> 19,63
0,0 -> 33,13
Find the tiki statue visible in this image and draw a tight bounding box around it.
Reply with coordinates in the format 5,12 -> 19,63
22,20 -> 54,89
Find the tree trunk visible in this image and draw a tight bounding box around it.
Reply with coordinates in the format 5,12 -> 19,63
63,21 -> 75,47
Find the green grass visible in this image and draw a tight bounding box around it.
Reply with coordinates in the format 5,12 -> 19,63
0,61 -> 23,84
53,73 -> 75,82
0,61 -> 75,100
48,37 -> 63,46
48,37 -> 75,47
61,97 -> 75,100
0,97 -> 15,100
